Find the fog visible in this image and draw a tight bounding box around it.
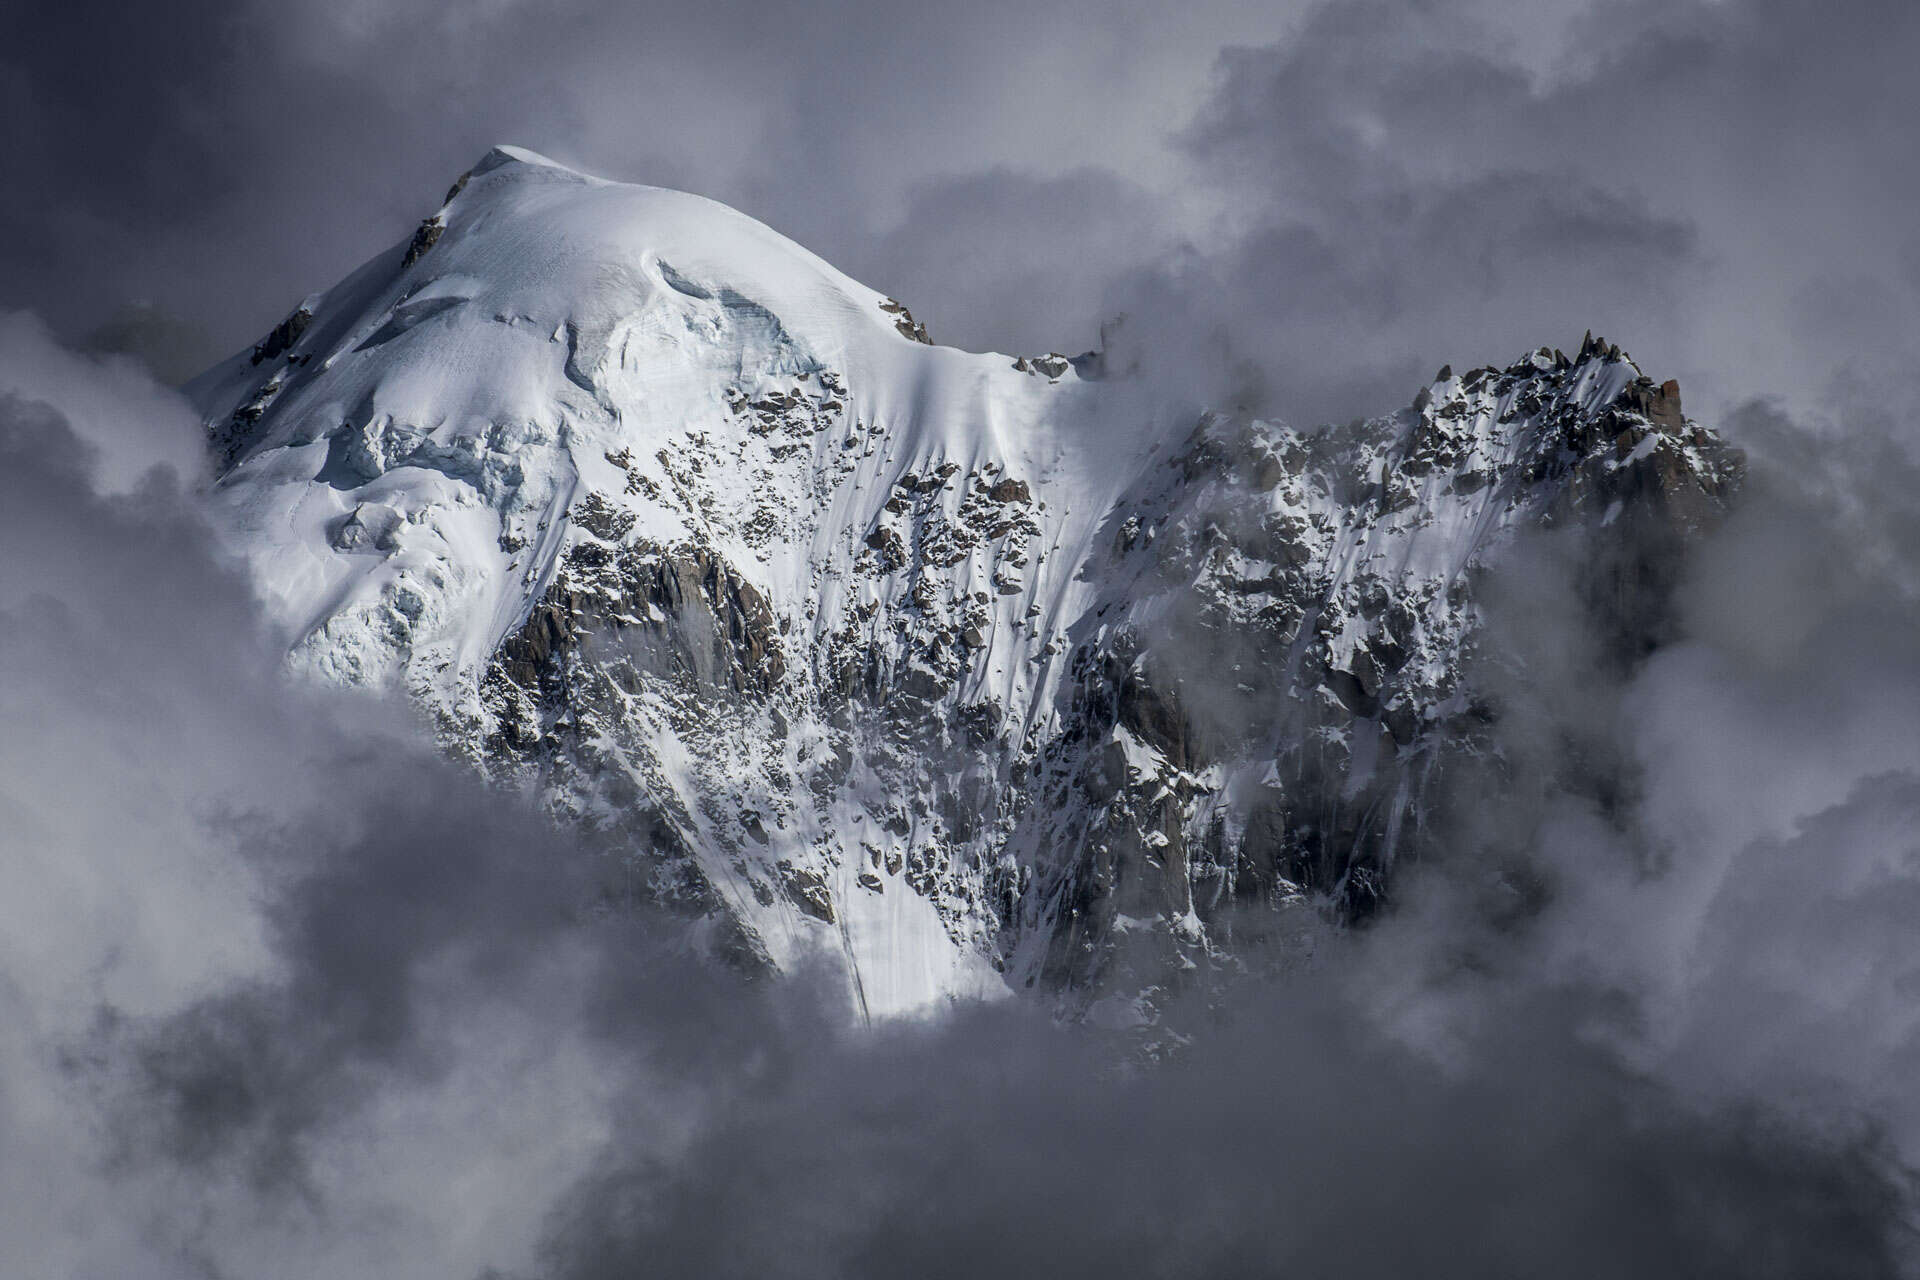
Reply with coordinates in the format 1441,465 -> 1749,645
4,0 -> 1918,1274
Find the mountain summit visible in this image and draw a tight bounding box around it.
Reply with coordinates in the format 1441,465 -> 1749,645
190,149 -> 1742,1020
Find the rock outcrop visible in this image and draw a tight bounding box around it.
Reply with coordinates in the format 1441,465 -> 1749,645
188,146 -> 1742,1020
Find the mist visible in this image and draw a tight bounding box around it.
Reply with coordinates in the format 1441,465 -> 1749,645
5,0 -> 1920,1274
3,312 -> 1915,1275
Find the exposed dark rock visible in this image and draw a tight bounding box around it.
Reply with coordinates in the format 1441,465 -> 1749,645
249,306 -> 311,366
878,297 -> 931,344
777,862 -> 835,923
326,315 -> 1745,1015
573,490 -> 636,542
492,539 -> 785,701
402,216 -> 445,267
1621,377 -> 1687,432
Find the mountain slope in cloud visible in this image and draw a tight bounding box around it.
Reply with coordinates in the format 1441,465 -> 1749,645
191,146 -> 1742,1019
8,311 -> 1912,1280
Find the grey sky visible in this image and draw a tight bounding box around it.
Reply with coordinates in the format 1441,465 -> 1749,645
4,2 -> 1920,1275
4,263 -> 1919,1280
1,356 -> 1908,1274
9,0 -> 1914,429
0,0 -> 1286,363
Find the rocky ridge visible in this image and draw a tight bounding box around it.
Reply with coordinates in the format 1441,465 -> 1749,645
190,147 -> 1742,1020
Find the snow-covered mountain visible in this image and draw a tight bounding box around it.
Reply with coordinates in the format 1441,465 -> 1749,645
190,146 -> 1743,1020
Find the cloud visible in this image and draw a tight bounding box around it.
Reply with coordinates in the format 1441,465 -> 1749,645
3,335 -> 1915,1278
12,0 -> 1913,441
851,167 -> 1175,359
6,1 -> 1920,1274
0,344 -> 728,1277
1541,403 -> 1920,1135
538,975 -> 1912,1280
1070,0 -> 1918,428
0,0 -> 1287,360
0,313 -> 207,484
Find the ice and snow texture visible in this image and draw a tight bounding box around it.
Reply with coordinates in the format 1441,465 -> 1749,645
193,147 -> 1739,1017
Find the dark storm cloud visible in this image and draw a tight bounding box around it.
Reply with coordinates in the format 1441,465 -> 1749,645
1104,0 -> 1920,425
3,341 -> 1915,1276
542,982 -> 1908,1280
9,0 -> 1917,431
853,167 -> 1175,358
7,0 -> 1920,1275
1345,381 -> 1920,1216
0,336 -> 820,1276
0,0 -> 1281,366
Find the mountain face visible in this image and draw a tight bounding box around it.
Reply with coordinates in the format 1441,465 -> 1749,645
190,146 -> 1743,1021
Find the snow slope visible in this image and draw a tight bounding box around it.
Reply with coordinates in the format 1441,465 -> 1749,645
192,147 -> 1742,1020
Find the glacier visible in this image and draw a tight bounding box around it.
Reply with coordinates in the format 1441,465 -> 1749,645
190,145 -> 1743,1020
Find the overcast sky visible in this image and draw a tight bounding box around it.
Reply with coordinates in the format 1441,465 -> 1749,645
4,2 -> 1920,1276
8,0 -> 1917,426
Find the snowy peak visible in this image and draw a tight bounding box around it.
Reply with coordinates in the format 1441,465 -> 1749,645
191,153 -> 1742,1020
468,143 -> 587,177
